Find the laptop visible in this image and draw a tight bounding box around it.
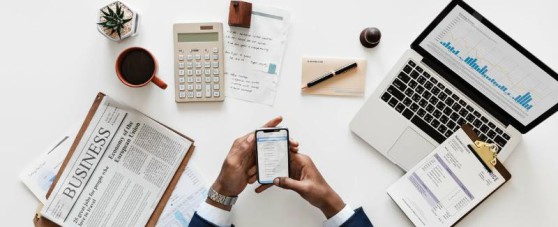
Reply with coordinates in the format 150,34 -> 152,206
350,0 -> 558,171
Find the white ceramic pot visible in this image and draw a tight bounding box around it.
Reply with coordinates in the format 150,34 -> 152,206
97,1 -> 139,41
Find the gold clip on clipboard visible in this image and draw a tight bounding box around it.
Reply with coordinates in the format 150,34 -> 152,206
463,124 -> 498,172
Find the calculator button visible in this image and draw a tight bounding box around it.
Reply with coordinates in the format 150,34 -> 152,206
186,62 -> 193,69
204,69 -> 211,75
195,77 -> 202,83
212,47 -> 219,53
196,84 -> 202,90
205,76 -> 211,83
196,91 -> 202,98
187,84 -> 194,90
212,62 -> 219,68
187,55 -> 193,61
187,92 -> 194,98
179,92 -> 186,98
195,62 -> 202,68
204,62 -> 211,68
204,54 -> 210,60
187,77 -> 194,83
178,62 -> 185,69
178,70 -> 185,76
212,54 -> 219,60
213,91 -> 220,97
213,77 -> 220,83
179,85 -> 185,91
178,55 -> 184,61
179,77 -> 185,83
195,54 -> 201,60
195,70 -> 202,75
213,69 -> 220,75
205,85 -> 212,96
187,70 -> 193,76
213,84 -> 220,90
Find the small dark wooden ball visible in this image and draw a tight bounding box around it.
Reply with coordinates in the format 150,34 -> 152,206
360,27 -> 382,48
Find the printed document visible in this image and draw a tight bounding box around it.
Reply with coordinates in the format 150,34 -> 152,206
224,4 -> 290,105
156,165 -> 208,227
41,96 -> 192,227
387,129 -> 506,227
20,125 -> 79,203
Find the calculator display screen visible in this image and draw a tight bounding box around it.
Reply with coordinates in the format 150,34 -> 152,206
177,32 -> 218,42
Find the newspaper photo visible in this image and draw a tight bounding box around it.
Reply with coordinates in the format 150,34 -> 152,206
41,95 -> 193,227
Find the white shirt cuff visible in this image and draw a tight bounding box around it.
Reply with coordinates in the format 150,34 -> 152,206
196,201 -> 233,227
323,205 -> 355,227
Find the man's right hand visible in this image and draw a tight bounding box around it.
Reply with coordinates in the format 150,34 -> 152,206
258,152 -> 346,219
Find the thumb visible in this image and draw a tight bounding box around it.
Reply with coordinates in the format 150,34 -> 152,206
274,177 -> 305,193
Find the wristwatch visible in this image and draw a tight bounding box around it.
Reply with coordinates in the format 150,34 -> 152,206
207,188 -> 238,206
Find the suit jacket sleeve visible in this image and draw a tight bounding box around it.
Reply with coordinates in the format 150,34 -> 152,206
340,207 -> 373,227
189,212 -> 235,227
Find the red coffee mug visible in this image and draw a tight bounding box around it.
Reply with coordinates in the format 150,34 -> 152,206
115,47 -> 167,89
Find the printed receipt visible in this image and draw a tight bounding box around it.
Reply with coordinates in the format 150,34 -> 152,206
224,4 -> 290,106
387,129 -> 506,226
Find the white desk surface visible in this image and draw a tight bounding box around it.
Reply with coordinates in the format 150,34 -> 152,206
1,0 -> 557,226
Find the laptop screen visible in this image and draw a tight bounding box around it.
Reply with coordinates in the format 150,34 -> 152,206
418,4 -> 558,127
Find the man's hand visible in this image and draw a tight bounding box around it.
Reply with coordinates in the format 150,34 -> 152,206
208,116 -> 299,210
258,153 -> 345,219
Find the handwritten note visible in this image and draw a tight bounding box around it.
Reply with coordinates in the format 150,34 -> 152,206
224,4 -> 290,105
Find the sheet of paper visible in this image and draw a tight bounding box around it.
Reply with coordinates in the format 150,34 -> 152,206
224,4 -> 290,105
19,126 -> 80,203
156,165 -> 208,227
387,129 -> 507,227
301,57 -> 367,96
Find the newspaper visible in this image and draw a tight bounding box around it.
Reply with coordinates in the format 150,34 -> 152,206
41,95 -> 193,227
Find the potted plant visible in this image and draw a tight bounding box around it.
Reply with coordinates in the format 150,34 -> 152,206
97,1 -> 139,41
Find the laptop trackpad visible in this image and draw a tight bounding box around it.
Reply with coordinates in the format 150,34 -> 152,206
388,127 -> 436,171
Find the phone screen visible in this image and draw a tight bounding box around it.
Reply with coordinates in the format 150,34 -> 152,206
256,128 -> 289,184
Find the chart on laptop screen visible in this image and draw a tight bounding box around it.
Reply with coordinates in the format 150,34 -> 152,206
419,5 -> 558,125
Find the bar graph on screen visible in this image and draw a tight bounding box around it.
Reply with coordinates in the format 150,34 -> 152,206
420,5 -> 558,124
438,40 -> 538,111
424,8 -> 558,123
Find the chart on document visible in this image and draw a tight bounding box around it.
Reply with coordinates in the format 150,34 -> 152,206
420,6 -> 558,125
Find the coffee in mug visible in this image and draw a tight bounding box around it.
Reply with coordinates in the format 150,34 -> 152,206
115,47 -> 167,89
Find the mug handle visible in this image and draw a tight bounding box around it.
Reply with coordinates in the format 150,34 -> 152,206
151,76 -> 167,90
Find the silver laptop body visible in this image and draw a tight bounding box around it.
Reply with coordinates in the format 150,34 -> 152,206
350,1 -> 558,171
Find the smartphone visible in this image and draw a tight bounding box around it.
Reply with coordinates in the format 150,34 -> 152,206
255,128 -> 290,184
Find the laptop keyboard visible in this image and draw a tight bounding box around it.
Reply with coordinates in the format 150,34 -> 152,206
381,60 -> 510,151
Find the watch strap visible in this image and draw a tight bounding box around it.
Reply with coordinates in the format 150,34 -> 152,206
208,188 -> 238,206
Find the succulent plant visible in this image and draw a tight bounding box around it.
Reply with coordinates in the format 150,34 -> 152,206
97,2 -> 132,39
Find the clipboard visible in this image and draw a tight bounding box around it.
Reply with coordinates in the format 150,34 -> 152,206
32,92 -> 196,227
387,124 -> 511,227
455,124 -> 511,226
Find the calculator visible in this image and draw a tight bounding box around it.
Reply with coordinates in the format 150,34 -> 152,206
173,23 -> 224,102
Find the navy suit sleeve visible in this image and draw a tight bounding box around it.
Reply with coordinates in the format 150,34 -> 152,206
188,212 -> 236,227
340,207 -> 373,227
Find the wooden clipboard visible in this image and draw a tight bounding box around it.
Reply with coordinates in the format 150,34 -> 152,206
450,124 -> 511,226
33,92 -> 196,227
